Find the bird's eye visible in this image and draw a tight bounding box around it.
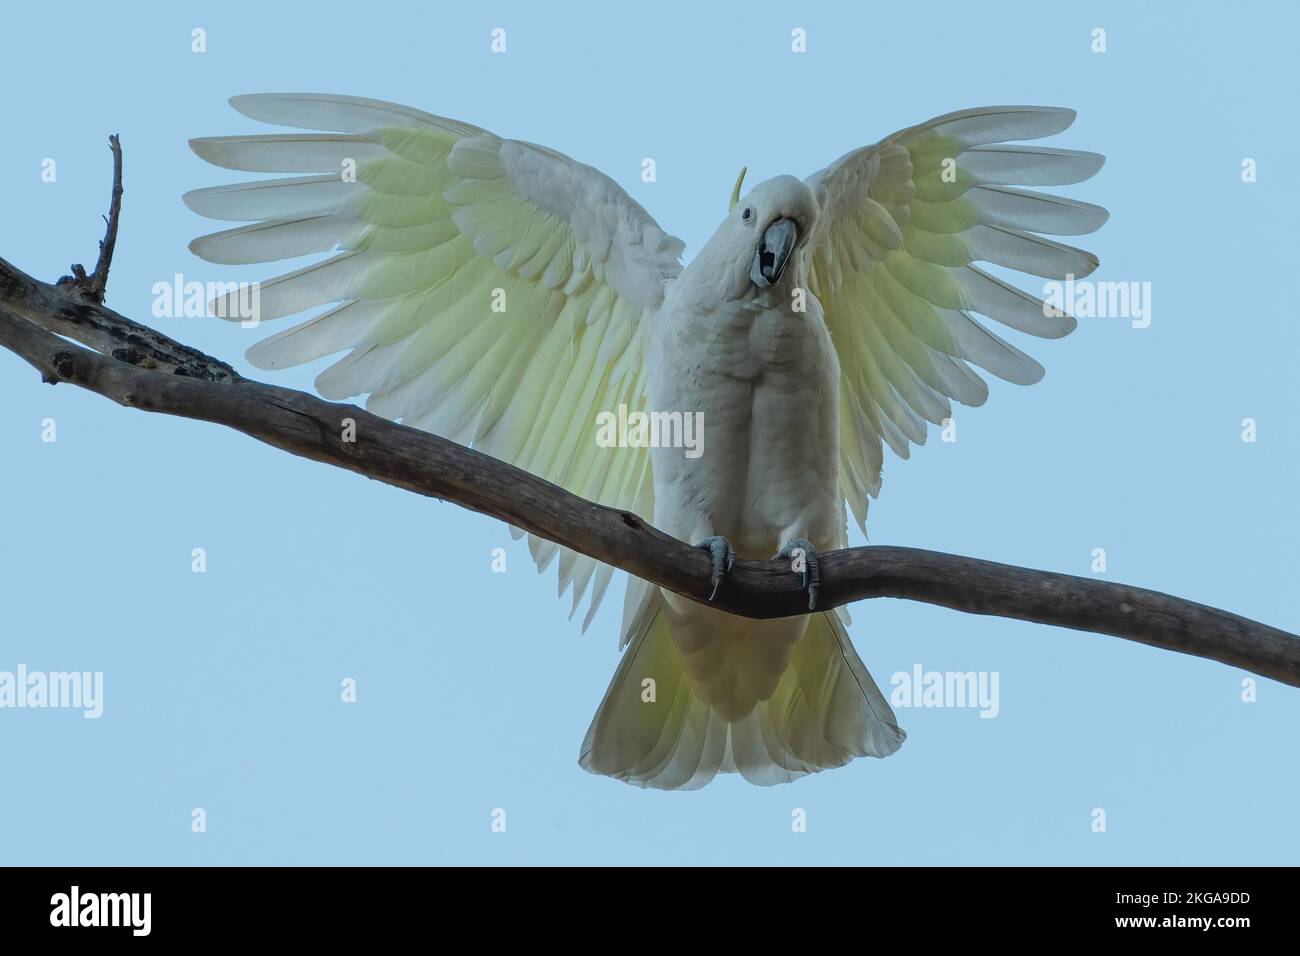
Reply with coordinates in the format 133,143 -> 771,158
741,207 -> 753,222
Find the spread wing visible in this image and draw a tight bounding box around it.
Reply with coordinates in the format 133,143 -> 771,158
185,94 -> 684,628
804,106 -> 1107,529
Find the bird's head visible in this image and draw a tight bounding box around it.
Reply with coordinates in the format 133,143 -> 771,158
694,169 -> 819,303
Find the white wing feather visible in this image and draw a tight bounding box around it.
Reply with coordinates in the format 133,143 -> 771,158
805,106 -> 1108,529
186,94 -> 682,628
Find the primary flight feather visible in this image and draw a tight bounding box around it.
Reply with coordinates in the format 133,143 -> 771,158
186,94 -> 1106,789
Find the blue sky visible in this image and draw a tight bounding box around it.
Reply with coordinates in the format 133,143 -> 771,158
1,0 -> 1297,865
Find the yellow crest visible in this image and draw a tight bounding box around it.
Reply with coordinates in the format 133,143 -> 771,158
728,167 -> 747,212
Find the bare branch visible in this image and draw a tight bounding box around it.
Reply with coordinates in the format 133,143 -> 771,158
2,142 -> 1297,691
0,256 -> 238,382
56,134 -> 124,304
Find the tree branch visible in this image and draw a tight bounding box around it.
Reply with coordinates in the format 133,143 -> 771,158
2,140 -> 1297,690
55,133 -> 123,304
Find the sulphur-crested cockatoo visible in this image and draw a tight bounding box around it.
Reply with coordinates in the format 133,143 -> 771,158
186,95 -> 1106,789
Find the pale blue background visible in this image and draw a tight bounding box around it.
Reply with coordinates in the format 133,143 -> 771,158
1,0 -> 1296,865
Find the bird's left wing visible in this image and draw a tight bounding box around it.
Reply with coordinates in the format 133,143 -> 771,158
803,106 -> 1107,530
185,94 -> 684,628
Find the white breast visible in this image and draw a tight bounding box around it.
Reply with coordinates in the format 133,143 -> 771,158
646,293 -> 842,557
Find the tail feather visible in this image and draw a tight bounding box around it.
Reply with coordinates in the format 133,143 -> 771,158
579,598 -> 905,789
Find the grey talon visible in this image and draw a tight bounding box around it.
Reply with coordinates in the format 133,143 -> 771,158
775,537 -> 820,611
696,535 -> 736,602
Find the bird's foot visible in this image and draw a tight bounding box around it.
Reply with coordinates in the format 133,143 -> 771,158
774,538 -> 820,610
695,535 -> 736,602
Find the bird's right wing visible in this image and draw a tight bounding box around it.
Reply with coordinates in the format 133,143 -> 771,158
185,94 -> 685,628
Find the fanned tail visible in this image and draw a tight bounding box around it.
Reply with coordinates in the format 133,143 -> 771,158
579,596 -> 904,789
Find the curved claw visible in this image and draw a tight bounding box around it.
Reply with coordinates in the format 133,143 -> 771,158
774,538 -> 820,611
695,535 -> 737,602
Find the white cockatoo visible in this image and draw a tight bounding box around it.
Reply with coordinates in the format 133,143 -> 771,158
186,95 -> 1106,789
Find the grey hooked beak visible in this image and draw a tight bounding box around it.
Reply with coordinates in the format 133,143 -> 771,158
750,217 -> 799,287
